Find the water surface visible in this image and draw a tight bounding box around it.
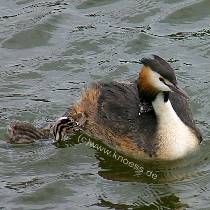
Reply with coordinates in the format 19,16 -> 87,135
0,0 -> 210,209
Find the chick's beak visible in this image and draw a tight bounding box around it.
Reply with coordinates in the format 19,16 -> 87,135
167,83 -> 189,99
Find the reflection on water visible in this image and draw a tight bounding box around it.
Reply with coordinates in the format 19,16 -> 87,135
0,0 -> 210,209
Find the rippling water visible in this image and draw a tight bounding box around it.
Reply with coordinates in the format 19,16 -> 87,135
0,0 -> 210,209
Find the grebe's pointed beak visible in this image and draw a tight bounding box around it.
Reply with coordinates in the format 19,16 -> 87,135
167,83 -> 189,99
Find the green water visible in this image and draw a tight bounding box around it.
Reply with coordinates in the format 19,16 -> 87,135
0,0 -> 210,209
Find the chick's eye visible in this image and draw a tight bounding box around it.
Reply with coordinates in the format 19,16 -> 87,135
159,78 -> 164,82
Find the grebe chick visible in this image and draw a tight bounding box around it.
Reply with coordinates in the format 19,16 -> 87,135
8,55 -> 202,160
8,121 -> 50,144
8,113 -> 85,143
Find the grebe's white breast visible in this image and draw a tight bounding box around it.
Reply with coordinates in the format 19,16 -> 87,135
152,93 -> 199,160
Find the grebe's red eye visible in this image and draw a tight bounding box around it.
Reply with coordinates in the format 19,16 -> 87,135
159,78 -> 164,82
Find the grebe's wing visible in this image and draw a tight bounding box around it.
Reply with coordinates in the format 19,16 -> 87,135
96,81 -> 157,147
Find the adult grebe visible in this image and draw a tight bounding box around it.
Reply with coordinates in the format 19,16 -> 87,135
8,55 -> 202,160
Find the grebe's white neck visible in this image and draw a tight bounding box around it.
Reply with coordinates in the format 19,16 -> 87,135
151,92 -> 198,160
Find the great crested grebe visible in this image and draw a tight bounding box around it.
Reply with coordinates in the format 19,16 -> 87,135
8,55 -> 202,160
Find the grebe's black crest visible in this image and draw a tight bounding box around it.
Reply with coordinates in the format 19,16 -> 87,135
141,55 -> 177,85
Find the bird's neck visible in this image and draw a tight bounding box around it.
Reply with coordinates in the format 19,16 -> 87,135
151,92 -> 172,117
151,92 -> 186,133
